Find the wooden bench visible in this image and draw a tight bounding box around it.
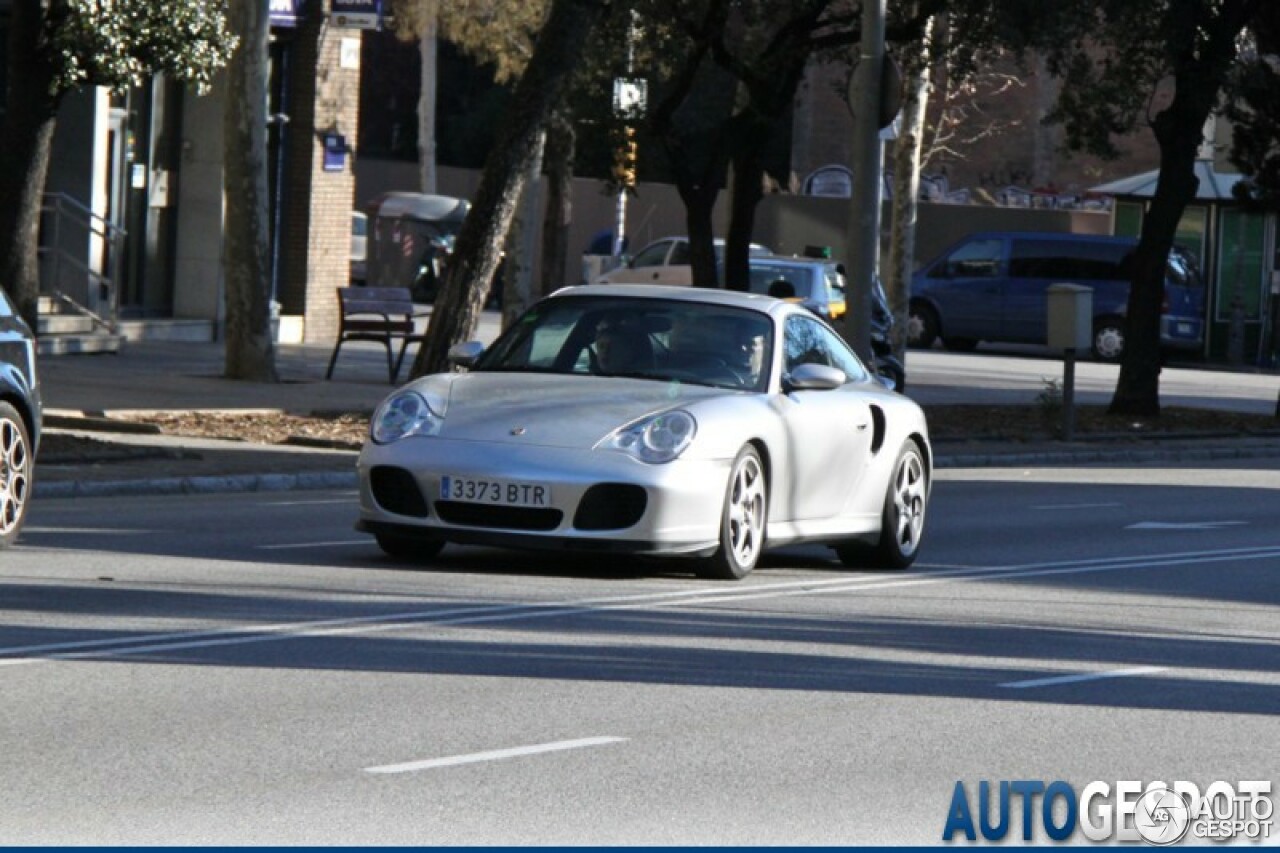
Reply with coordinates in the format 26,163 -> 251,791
325,287 -> 427,383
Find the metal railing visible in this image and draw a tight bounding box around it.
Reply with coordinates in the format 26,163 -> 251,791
37,192 -> 125,332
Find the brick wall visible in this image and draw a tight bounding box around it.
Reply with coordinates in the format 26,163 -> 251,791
280,6 -> 362,344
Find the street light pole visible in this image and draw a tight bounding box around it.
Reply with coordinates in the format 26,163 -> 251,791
843,0 -> 885,366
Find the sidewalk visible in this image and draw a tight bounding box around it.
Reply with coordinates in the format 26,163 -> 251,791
33,328 -> 1280,500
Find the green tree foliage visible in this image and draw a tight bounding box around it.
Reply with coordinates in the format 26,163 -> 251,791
0,0 -> 235,327
976,0 -> 1263,416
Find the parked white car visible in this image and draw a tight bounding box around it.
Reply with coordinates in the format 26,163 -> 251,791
595,237 -> 771,285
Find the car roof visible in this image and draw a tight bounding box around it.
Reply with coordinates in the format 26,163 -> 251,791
557,283 -> 784,312
750,255 -> 835,268
965,230 -> 1138,245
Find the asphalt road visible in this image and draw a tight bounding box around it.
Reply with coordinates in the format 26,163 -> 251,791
4,460 -> 1278,844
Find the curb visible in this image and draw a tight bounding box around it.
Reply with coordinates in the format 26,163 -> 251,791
35,470 -> 358,500
935,443 -> 1280,468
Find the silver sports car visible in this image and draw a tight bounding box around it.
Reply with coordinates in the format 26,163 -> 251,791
356,284 -> 931,579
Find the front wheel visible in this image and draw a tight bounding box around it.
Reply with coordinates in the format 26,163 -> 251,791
698,445 -> 767,580
0,402 -> 33,548
906,303 -> 939,349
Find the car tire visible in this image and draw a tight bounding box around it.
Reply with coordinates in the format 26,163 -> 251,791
942,336 -> 978,353
835,441 -> 927,570
697,445 -> 766,580
0,401 -> 33,549
907,303 -> 939,350
375,532 -> 445,562
1093,317 -> 1125,361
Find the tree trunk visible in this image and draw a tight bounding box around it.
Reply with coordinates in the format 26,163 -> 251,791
724,118 -> 768,292
538,107 -> 575,297
501,129 -> 546,329
681,180 -> 720,288
886,14 -> 933,359
1108,2 -> 1253,416
222,0 -> 278,381
0,0 -> 61,329
418,18 -> 439,194
409,0 -> 611,378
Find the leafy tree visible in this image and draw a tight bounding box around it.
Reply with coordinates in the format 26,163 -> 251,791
408,0 -> 613,377
0,0 -> 235,328
996,0 -> 1263,416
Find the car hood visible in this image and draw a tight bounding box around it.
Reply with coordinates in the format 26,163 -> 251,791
416,372 -> 726,448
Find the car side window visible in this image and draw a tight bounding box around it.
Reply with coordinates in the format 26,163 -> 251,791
668,241 -> 690,265
631,241 -> 671,268
783,315 -> 869,383
936,238 -> 1002,278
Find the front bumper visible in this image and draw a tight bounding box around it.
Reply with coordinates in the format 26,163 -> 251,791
357,438 -> 730,556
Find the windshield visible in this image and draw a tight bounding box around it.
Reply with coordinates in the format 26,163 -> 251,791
747,263 -> 818,300
474,295 -> 775,392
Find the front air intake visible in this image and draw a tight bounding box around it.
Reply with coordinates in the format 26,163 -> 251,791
573,483 -> 648,530
370,466 -> 429,517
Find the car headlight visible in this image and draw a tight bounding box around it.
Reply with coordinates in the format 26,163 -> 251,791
598,410 -> 697,463
371,390 -> 445,444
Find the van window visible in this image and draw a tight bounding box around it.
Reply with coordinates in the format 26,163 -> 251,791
1009,238 -> 1128,281
1167,248 -> 1204,288
935,238 -> 1002,278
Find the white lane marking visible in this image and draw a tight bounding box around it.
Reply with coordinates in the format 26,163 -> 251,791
258,539 -> 368,550
1031,502 -> 1123,511
1127,521 -> 1248,530
365,737 -> 627,774
3,545 -> 1279,667
257,497 -> 356,507
1001,666 -> 1169,690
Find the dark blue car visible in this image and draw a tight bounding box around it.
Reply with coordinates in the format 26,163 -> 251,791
908,231 -> 1205,360
0,288 -> 40,547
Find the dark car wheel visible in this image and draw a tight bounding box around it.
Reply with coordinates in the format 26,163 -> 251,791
0,401 -> 33,548
698,445 -> 766,580
942,336 -> 978,353
376,532 -> 445,562
836,442 -> 927,570
907,303 -> 939,349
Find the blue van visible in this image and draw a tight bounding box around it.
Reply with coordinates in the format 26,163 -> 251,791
908,232 -> 1205,360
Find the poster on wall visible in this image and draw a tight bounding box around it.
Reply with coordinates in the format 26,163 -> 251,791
269,0 -> 303,27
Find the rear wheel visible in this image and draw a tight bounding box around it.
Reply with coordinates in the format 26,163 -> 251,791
906,303 -> 938,349
697,445 -> 766,580
0,402 -> 32,549
1093,317 -> 1125,361
376,532 -> 445,562
836,442 -> 928,570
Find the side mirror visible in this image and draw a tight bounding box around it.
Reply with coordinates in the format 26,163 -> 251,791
784,362 -> 846,392
448,341 -> 485,368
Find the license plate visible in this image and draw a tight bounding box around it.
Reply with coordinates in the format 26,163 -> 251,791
1176,322 -> 1193,335
439,475 -> 551,507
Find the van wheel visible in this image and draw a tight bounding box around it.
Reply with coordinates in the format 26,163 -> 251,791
907,303 -> 938,349
1093,318 -> 1125,361
942,336 -> 978,353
